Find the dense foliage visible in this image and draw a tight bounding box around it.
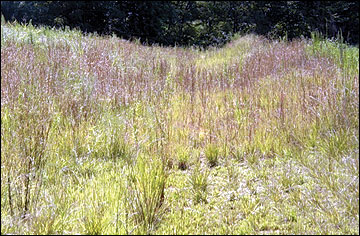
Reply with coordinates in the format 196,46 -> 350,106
1,1 -> 359,47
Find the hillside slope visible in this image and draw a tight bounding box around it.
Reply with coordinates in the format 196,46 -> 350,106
1,22 -> 359,235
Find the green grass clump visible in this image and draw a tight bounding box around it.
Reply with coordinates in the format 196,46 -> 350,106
127,154 -> 167,234
175,145 -> 191,170
188,164 -> 209,205
204,143 -> 220,167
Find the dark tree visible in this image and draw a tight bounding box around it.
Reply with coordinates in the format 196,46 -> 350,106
1,1 -> 358,47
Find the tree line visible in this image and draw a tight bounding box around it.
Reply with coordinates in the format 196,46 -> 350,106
1,1 -> 359,47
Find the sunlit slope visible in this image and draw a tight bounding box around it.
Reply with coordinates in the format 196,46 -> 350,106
1,21 -> 359,235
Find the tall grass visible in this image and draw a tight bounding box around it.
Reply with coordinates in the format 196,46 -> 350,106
1,20 -> 358,234
126,154 -> 167,234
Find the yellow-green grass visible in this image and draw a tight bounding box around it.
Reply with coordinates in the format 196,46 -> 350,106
1,20 -> 358,234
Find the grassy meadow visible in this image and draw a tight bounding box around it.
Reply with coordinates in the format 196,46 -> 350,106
1,20 -> 359,235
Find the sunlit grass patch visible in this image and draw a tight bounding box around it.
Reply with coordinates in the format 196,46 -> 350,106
308,31 -> 359,77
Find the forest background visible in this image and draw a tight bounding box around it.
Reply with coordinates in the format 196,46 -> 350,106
1,1 -> 359,48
